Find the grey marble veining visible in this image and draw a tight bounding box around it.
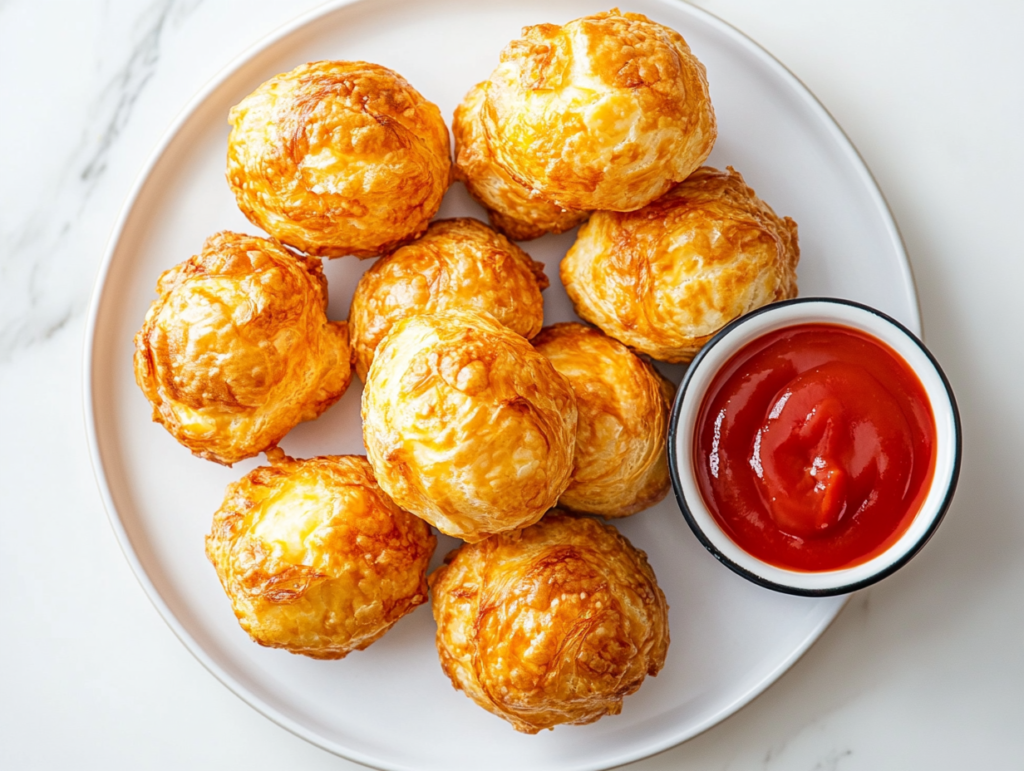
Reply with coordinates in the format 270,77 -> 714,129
0,0 -> 203,362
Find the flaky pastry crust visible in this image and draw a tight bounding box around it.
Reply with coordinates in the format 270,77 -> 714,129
430,512 -> 669,733
532,324 -> 674,518
453,81 -> 589,241
482,9 -> 716,212
362,310 -> 576,543
561,166 -> 800,363
133,231 -> 351,465
227,61 -> 452,258
206,452 -> 436,659
349,218 -> 549,381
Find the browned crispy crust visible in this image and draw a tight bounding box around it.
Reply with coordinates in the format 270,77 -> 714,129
481,9 -> 716,213
206,452 -> 436,659
561,166 -> 800,363
430,512 -> 669,733
361,309 -> 577,543
453,81 -> 589,241
349,218 -> 548,381
532,324 -> 673,518
133,231 -> 351,465
226,61 -> 452,258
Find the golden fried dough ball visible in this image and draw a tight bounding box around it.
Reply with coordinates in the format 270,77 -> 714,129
227,61 -> 452,258
362,309 -> 576,543
133,231 -> 351,465
561,166 -> 800,363
206,451 -> 436,659
482,9 -> 716,213
532,324 -> 674,518
349,218 -> 549,381
430,512 -> 669,733
453,82 -> 589,241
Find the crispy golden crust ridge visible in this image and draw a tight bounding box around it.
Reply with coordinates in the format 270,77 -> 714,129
482,10 -> 716,212
133,231 -> 352,465
206,452 -> 436,659
453,81 -> 589,241
429,513 -> 669,733
561,166 -> 800,363
227,61 -> 452,258
349,218 -> 548,381
532,324 -> 673,517
361,310 -> 577,543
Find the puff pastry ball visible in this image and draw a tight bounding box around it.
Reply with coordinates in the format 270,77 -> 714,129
453,81 -> 589,241
362,309 -> 577,543
561,166 -> 800,363
532,324 -> 674,518
349,217 -> 549,381
133,231 -> 352,465
482,9 -> 716,213
206,451 -> 436,659
429,512 -> 670,733
226,61 -> 452,258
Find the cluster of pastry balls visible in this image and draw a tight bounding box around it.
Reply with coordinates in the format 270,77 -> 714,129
132,8 -> 800,734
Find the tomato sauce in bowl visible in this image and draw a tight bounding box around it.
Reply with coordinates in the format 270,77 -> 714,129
693,324 -> 936,572
668,298 -> 961,596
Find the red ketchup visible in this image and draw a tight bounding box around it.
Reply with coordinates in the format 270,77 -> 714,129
693,324 -> 936,571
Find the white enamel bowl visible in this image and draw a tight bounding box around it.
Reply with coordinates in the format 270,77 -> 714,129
669,298 -> 961,597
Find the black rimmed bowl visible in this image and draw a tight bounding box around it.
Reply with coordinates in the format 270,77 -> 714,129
668,297 -> 961,596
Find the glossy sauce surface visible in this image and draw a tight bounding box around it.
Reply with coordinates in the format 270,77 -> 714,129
693,324 -> 936,571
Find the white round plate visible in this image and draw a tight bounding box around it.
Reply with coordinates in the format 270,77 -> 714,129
84,1 -> 918,769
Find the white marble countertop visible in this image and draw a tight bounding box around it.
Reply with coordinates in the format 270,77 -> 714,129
2,0 -> 1021,768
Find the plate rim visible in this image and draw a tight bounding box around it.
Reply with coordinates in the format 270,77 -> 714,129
78,0 -> 921,766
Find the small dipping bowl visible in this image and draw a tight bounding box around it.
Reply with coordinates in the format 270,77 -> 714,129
668,297 -> 961,596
